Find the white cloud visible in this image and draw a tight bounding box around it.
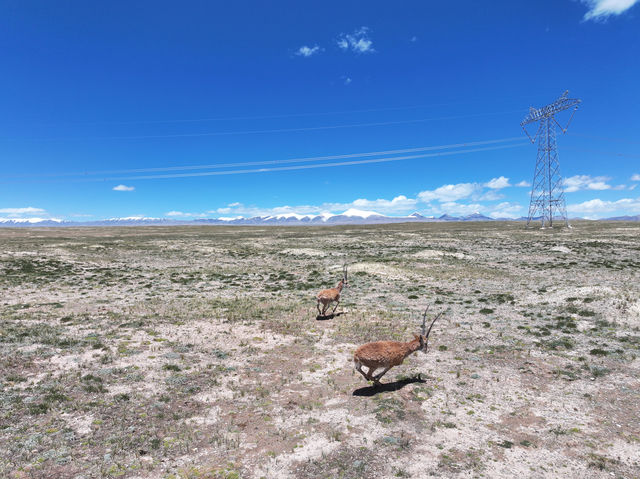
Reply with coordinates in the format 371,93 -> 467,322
488,202 -> 523,219
516,180 -> 531,187
418,183 -> 479,202
337,27 -> 375,54
477,190 -> 505,201
437,202 -> 485,216
0,207 -> 46,216
567,197 -> 640,216
209,195 -> 419,218
581,0 -> 639,20
177,176 -> 595,220
631,174 -> 640,181
351,195 -> 418,212
485,176 -> 511,189
343,77 -> 352,85
295,45 -> 322,57
418,176 -> 516,203
564,175 -> 613,192
113,185 -> 135,191
166,211 -> 207,218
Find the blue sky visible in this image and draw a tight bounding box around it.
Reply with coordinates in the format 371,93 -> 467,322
1,0 -> 639,220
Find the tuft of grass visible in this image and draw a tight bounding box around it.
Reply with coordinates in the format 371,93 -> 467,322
374,397 -> 406,424
537,337 -> 574,351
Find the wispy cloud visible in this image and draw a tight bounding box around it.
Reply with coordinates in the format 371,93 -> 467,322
485,176 -> 511,189
567,197 -> 640,216
477,190 -> 505,201
165,211 -> 207,218
295,45 -> 322,57
581,0 -> 639,21
198,177 -> 520,219
418,183 -> 480,202
0,206 -> 46,216
418,177 -> 511,203
210,195 -> 419,218
337,27 -> 375,54
631,174 -> 640,181
564,175 -> 614,192
113,184 -> 135,191
489,202 -> 523,219
516,180 -> 531,187
436,201 -> 486,216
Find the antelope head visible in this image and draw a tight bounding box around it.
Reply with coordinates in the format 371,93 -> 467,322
341,263 -> 349,287
417,306 -> 443,353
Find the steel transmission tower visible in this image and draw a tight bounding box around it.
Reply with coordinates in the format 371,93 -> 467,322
521,91 -> 581,228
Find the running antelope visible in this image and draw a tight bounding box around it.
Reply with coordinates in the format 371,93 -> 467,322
354,308 -> 443,385
316,264 -> 348,316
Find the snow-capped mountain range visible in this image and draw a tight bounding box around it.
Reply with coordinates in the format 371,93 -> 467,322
0,209 -> 637,227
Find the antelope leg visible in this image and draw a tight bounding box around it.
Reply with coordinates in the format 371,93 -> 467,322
355,363 -> 369,381
365,367 -> 377,381
331,300 -> 340,314
373,366 -> 392,383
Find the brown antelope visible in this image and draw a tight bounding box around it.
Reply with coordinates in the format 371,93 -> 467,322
353,307 -> 442,385
316,264 -> 348,316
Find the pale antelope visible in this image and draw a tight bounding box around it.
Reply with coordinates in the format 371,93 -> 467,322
316,264 -> 348,316
353,308 -> 442,385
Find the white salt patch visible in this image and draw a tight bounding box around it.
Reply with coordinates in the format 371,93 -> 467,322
63,413 -> 94,436
550,246 -> 572,253
253,433 -> 339,479
281,248 -> 326,257
185,406 -> 220,425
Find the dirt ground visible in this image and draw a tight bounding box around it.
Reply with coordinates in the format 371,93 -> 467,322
1,221 -> 639,478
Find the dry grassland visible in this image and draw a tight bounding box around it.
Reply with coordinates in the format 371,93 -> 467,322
1,222 -> 639,478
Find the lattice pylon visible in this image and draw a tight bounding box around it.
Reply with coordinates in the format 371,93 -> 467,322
521,91 -> 581,229
526,117 -> 570,228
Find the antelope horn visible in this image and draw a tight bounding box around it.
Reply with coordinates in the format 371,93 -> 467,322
420,306 -> 430,336
423,311 -> 443,353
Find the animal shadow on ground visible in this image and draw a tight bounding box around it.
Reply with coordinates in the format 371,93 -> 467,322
352,375 -> 426,397
315,311 -> 347,321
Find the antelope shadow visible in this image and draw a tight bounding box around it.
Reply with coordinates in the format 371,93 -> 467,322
315,311 -> 347,321
352,375 -> 426,397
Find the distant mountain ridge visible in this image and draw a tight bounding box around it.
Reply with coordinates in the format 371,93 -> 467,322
0,210 -> 637,227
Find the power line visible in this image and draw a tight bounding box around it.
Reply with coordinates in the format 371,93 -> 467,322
566,132 -> 640,146
23,101 -> 469,126
7,136 -> 524,179
0,109 -> 525,142
100,142 -> 529,181
563,147 -> 640,159
3,142 -> 527,184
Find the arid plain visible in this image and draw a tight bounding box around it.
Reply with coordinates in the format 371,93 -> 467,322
1,222 -> 639,479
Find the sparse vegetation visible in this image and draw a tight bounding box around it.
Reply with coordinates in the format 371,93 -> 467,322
0,221 -> 638,478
